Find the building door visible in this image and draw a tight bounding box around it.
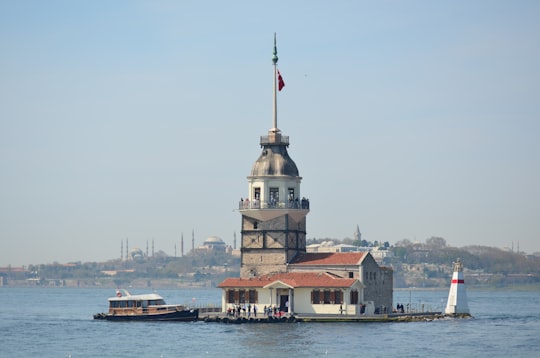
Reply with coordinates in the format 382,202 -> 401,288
279,295 -> 289,313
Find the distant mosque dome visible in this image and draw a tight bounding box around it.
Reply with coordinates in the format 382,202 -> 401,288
129,247 -> 144,260
201,236 -> 226,251
203,236 -> 225,245
250,145 -> 299,177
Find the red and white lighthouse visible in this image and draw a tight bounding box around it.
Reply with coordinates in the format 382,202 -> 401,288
445,258 -> 470,315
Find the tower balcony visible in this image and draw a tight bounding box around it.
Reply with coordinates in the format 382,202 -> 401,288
238,198 -> 310,222
238,198 -> 309,210
260,134 -> 289,146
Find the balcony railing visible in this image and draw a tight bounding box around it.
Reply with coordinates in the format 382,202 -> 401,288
238,198 -> 310,210
260,135 -> 289,146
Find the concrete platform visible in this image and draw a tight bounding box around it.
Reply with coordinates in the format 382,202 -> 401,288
199,311 -> 461,324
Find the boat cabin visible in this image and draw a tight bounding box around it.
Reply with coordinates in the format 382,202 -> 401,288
107,290 -> 181,316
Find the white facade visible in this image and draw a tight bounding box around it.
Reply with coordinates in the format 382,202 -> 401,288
220,282 -> 365,316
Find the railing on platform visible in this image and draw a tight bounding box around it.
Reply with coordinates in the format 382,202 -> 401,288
187,302 -> 222,313
260,135 -> 289,146
238,198 -> 310,210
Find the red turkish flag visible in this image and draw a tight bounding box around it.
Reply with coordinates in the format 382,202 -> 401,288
277,69 -> 285,91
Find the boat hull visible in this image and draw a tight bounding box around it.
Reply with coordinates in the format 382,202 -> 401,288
94,308 -> 199,322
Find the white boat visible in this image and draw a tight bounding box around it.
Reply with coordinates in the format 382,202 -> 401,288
94,289 -> 199,322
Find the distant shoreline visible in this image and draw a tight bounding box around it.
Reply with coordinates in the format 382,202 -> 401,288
395,284 -> 540,291
3,283 -> 539,291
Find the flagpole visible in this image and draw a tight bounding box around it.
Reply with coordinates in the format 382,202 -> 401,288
272,33 -> 279,133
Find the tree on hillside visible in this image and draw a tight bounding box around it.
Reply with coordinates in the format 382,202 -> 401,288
425,237 -> 446,249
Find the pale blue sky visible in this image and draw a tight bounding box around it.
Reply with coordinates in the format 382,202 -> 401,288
1,1 -> 539,266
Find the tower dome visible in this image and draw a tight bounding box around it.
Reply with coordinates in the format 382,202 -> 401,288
250,143 -> 299,177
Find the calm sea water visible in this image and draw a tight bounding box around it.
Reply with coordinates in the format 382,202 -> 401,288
0,287 -> 538,357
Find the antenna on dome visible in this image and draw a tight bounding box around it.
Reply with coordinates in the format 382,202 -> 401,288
271,33 -> 280,133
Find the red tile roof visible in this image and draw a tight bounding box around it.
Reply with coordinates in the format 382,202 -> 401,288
289,252 -> 366,266
218,272 -> 358,289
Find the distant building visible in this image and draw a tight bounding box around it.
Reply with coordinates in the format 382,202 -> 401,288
197,236 -> 227,252
306,242 -> 393,263
129,248 -> 144,261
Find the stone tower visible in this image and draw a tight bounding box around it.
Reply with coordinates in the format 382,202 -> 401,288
239,35 -> 310,278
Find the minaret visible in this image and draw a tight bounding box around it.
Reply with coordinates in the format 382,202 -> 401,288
181,233 -> 184,257
354,225 -> 362,243
445,258 -> 470,315
238,34 -> 310,278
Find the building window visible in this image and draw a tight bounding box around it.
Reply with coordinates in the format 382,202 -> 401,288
311,290 -> 320,304
253,188 -> 261,208
324,290 -> 331,304
239,289 -> 246,303
249,289 -> 258,303
253,222 -> 258,229
335,290 -> 343,304
227,290 -> 235,304
288,188 -> 295,207
350,290 -> 359,304
228,289 -> 258,304
269,188 -> 279,207
348,272 -> 354,278
288,188 -> 294,200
